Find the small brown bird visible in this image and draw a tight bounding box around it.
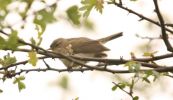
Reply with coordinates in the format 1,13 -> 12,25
50,32 -> 123,68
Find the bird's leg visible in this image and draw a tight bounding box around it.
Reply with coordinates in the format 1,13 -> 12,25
79,65 -> 84,69
95,62 -> 106,68
67,62 -> 74,71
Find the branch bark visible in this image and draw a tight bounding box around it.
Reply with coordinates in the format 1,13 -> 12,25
108,1 -> 173,34
153,0 -> 173,52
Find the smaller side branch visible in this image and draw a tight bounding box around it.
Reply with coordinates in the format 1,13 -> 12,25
0,56 -> 48,71
165,24 -> 173,28
8,66 -> 173,78
112,82 -> 133,99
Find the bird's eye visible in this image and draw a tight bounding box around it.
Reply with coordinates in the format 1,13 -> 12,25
54,43 -> 59,47
53,40 -> 62,48
50,41 -> 59,49
50,38 -> 64,49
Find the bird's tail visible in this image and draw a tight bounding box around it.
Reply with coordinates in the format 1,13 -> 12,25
97,32 -> 123,44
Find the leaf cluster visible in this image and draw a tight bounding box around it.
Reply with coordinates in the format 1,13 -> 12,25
80,0 -> 104,17
13,76 -> 26,92
0,31 -> 19,50
0,53 -> 16,67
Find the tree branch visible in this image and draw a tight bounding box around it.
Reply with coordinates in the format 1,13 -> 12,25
1,28 -> 173,78
2,47 -> 173,77
107,0 -> 173,34
6,48 -> 173,69
153,0 -> 173,52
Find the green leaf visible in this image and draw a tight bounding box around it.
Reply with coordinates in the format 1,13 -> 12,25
112,85 -> 117,91
143,52 -> 152,57
34,23 -> 46,34
0,53 -> 17,67
145,70 -> 153,76
18,81 -> 26,92
13,76 -> 25,83
79,6 -> 88,11
66,5 -> 81,25
36,24 -> 44,39
83,9 -> 91,17
142,77 -> 150,83
133,96 -> 139,100
58,76 -> 69,90
142,70 -> 160,83
13,78 -> 18,84
0,36 -> 6,49
18,76 -> 25,80
80,0 -> 95,17
74,97 -> 79,100
37,37 -> 42,46
4,56 -> 17,67
0,10 -> 7,22
0,89 -> 3,93
118,83 -> 126,89
13,76 -> 26,92
34,4 -> 57,33
32,25 -> 43,46
30,37 -> 36,45
83,19 -> 94,30
6,30 -> 19,50
28,51 -> 38,66
143,51 -> 157,57
94,0 -> 104,13
0,0 -> 12,9
80,0 -> 104,17
125,61 -> 141,72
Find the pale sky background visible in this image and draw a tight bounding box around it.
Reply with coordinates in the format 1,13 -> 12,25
1,0 -> 173,100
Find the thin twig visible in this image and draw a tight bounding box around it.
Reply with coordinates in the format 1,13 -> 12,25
43,59 -> 51,69
165,24 -> 173,28
107,1 -> 173,34
112,82 -> 133,98
136,34 -> 163,40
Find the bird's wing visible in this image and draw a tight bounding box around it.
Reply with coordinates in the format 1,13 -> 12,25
67,37 -> 109,54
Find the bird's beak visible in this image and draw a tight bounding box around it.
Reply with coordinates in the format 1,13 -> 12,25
47,48 -> 52,50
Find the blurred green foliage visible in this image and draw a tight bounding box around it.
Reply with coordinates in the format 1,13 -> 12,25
6,30 -> 19,50
80,0 -> 104,17
125,61 -> 141,72
0,53 -> 17,67
58,75 -> 69,90
142,70 -> 160,83
34,4 -> 57,33
28,51 -> 38,66
0,31 -> 19,50
0,1 -> 164,99
66,5 -> 81,25
0,89 -> 3,93
13,76 -> 26,92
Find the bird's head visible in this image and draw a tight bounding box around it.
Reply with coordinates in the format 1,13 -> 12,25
49,38 -> 66,51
